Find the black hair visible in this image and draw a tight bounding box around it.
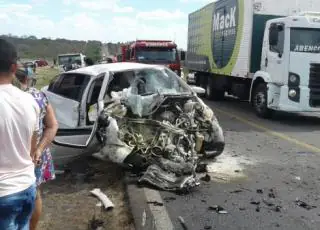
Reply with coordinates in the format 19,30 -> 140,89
15,68 -> 28,83
0,39 -> 17,73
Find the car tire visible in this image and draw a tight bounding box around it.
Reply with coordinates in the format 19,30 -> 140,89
202,141 -> 225,159
206,80 -> 225,101
252,83 -> 273,118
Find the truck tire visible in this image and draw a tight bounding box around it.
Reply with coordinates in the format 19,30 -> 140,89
206,78 -> 225,101
252,83 -> 273,118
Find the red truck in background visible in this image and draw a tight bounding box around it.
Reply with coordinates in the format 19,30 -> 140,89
118,40 -> 182,76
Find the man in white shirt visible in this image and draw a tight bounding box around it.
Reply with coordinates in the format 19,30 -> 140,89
0,39 -> 40,230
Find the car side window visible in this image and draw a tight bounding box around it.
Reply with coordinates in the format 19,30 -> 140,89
48,73 -> 90,102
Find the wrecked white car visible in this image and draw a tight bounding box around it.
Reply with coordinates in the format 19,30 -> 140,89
43,63 -> 225,192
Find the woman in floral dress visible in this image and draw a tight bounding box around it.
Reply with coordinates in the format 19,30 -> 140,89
15,69 -> 58,230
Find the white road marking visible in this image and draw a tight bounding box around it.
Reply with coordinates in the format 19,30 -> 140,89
143,188 -> 174,230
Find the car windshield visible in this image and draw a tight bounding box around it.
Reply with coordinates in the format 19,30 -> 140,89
290,28 -> 320,53
110,67 -> 190,96
136,47 -> 177,62
58,55 -> 81,65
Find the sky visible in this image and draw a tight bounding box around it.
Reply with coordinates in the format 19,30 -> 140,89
0,0 -> 214,49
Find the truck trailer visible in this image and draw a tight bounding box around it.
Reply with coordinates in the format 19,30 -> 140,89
185,0 -> 320,118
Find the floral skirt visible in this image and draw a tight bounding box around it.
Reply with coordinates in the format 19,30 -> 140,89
35,148 -> 55,186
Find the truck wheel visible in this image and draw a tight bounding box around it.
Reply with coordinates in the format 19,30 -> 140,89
206,78 -> 224,101
252,83 -> 273,118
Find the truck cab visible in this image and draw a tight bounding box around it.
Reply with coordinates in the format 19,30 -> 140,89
252,12 -> 320,116
57,53 -> 87,73
119,40 -> 182,76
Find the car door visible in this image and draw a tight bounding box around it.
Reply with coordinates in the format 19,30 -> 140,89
48,72 -> 110,168
44,73 -> 91,128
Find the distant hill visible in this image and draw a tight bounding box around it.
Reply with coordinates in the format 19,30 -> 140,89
0,35 -> 127,62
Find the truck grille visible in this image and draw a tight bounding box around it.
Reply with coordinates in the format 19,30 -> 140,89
309,63 -> 320,107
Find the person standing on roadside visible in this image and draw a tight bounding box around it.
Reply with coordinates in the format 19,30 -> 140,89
15,68 -> 58,230
0,39 -> 40,230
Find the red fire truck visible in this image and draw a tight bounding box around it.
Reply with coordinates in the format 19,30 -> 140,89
118,40 -> 182,76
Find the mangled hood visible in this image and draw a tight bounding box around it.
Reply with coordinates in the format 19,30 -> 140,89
94,84 -> 225,193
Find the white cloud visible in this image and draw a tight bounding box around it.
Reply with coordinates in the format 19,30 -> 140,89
63,0 -> 134,13
136,9 -> 186,20
0,3 -> 189,49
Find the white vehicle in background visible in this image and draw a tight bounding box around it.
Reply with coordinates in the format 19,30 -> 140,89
57,53 -> 86,72
186,0 -> 320,118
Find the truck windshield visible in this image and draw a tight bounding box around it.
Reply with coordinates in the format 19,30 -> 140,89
290,28 -> 320,53
58,55 -> 81,65
136,48 -> 177,62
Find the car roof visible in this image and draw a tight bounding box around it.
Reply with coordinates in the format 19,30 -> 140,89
66,62 -> 162,76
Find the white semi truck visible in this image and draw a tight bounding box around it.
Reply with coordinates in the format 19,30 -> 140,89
185,0 -> 320,118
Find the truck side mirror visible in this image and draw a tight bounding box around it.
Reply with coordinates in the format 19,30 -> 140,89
269,25 -> 278,46
180,51 -> 186,61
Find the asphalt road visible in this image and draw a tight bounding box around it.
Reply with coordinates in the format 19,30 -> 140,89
133,98 -> 320,230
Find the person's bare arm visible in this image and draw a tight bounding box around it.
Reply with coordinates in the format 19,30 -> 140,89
36,104 -> 59,153
30,131 -> 38,160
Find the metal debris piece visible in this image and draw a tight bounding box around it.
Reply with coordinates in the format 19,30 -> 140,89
204,226 -> 212,229
209,205 -> 228,214
178,216 -> 188,230
200,174 -> 211,182
239,207 -> 246,211
90,188 -> 114,211
230,189 -> 243,194
255,206 -> 260,212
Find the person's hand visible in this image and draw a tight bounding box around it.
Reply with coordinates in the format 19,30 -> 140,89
32,149 -> 42,166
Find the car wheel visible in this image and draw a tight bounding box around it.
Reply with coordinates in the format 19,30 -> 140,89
252,83 -> 273,118
202,141 -> 225,159
206,79 -> 224,101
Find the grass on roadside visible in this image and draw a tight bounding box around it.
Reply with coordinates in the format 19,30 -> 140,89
35,66 -> 59,90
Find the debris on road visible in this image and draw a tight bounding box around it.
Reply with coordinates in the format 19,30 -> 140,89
230,189 -> 243,194
274,205 -> 281,212
250,200 -> 260,205
204,225 -> 212,229
90,188 -> 114,211
200,174 -> 211,182
256,189 -> 263,194
268,189 -> 276,198
209,205 -> 228,214
178,216 -> 188,230
295,199 -> 317,210
93,77 -> 225,193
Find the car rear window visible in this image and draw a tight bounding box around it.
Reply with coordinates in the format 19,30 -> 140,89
48,73 -> 90,102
